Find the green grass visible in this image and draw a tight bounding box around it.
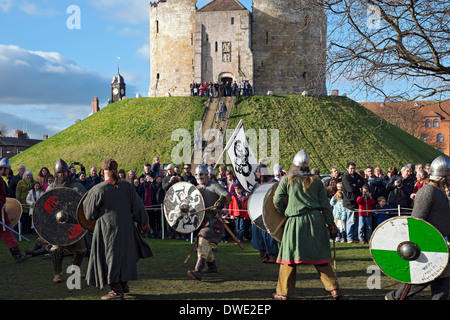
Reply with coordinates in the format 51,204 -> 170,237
0,234 -> 431,300
7,95 -> 441,176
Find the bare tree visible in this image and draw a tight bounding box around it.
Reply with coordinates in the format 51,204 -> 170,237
323,0 -> 450,102
0,123 -> 7,136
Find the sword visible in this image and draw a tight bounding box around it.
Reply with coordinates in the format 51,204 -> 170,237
0,220 -> 30,242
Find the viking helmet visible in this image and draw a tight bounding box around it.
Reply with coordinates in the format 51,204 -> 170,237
292,150 -> 309,168
54,158 -> 69,175
429,155 -> 450,183
0,158 -> 11,169
207,166 -> 216,176
195,164 -> 208,176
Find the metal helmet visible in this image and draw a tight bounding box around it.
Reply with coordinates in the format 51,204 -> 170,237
195,164 -> 208,176
54,158 -> 69,175
429,155 -> 450,182
292,150 -> 309,168
0,158 -> 11,169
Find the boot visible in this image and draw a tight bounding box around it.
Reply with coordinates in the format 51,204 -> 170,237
259,250 -> 268,263
187,257 -> 206,280
101,282 -> 124,300
71,250 -> 86,277
50,248 -> 63,283
9,246 -> 32,263
120,281 -> 129,294
202,260 -> 218,273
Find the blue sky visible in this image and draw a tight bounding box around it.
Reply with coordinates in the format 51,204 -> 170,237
0,0 -> 359,140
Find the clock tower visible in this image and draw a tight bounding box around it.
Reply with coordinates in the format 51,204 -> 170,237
111,59 -> 126,103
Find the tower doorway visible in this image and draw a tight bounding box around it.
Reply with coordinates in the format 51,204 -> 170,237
221,76 -> 233,85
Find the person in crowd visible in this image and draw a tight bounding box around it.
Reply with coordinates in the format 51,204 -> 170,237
182,164 -> 197,186
341,161 -> 364,243
229,182 -> 249,243
140,163 -> 154,181
37,167 -> 50,190
373,196 -> 392,227
133,178 -> 145,202
8,164 -> 25,199
162,164 -> 182,192
44,174 -> 54,191
356,185 -> 376,244
410,169 -> 427,204
77,172 -> 90,190
26,181 -> 44,233
330,190 -> 346,242
85,166 -> 102,190
82,158 -> 152,300
16,170 -> 35,234
151,157 -> 161,176
126,170 -> 137,184
386,165 -> 415,213
322,166 -> 341,187
272,150 -> 341,300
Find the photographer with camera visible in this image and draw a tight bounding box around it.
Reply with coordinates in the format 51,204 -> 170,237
385,165 -> 415,213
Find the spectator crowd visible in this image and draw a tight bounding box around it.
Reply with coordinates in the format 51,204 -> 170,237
3,156 -> 446,251
190,80 -> 253,97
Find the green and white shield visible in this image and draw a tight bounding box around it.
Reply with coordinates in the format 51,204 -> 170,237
370,216 -> 449,284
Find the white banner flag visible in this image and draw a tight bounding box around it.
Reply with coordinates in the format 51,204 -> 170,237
225,120 -> 258,192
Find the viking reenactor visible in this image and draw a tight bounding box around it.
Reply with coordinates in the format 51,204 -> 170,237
272,150 -> 341,300
0,158 -> 31,263
187,164 -> 231,281
46,158 -> 88,283
82,158 -> 152,300
384,156 -> 450,300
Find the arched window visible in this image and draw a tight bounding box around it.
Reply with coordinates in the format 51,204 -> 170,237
433,119 -> 439,127
425,119 -> 431,127
437,133 -> 444,143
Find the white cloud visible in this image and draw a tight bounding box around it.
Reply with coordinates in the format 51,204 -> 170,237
18,1 -> 58,17
0,0 -> 14,13
0,44 -> 109,106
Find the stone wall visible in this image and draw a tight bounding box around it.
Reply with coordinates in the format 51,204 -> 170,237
251,0 -> 327,95
148,0 -> 197,97
195,9 -> 253,85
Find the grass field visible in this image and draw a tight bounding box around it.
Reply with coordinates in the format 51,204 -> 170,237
0,234 -> 431,301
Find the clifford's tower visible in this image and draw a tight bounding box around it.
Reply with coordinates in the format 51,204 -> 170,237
251,0 -> 327,95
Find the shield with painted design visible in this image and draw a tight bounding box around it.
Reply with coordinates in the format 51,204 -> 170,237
32,187 -> 86,246
163,182 -> 205,234
370,216 -> 449,284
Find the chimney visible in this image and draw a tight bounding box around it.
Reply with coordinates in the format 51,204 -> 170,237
92,96 -> 100,113
331,90 -> 339,96
14,130 -> 28,139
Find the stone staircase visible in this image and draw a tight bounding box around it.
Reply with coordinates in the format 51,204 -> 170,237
192,96 -> 235,166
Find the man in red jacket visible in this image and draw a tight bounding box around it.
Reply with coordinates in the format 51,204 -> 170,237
229,183 -> 249,242
356,185 -> 376,244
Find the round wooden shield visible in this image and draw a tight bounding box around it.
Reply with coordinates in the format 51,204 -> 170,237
261,182 -> 286,242
33,187 -> 87,246
76,192 -> 96,232
5,198 -> 23,228
248,183 -> 275,231
370,216 -> 449,284
163,182 -> 205,234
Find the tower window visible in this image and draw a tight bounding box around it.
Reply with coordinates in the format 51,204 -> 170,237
156,73 -> 160,80
425,119 -> 431,127
437,133 -> 444,143
215,41 -> 218,52
156,20 -> 159,33
433,119 -> 439,127
266,32 -> 269,44
231,17 -> 234,25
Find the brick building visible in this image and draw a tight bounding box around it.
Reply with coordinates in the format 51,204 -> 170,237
360,100 -> 450,156
0,130 -> 43,159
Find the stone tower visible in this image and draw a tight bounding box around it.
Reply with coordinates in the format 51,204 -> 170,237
148,0 -> 198,97
251,0 -> 327,95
